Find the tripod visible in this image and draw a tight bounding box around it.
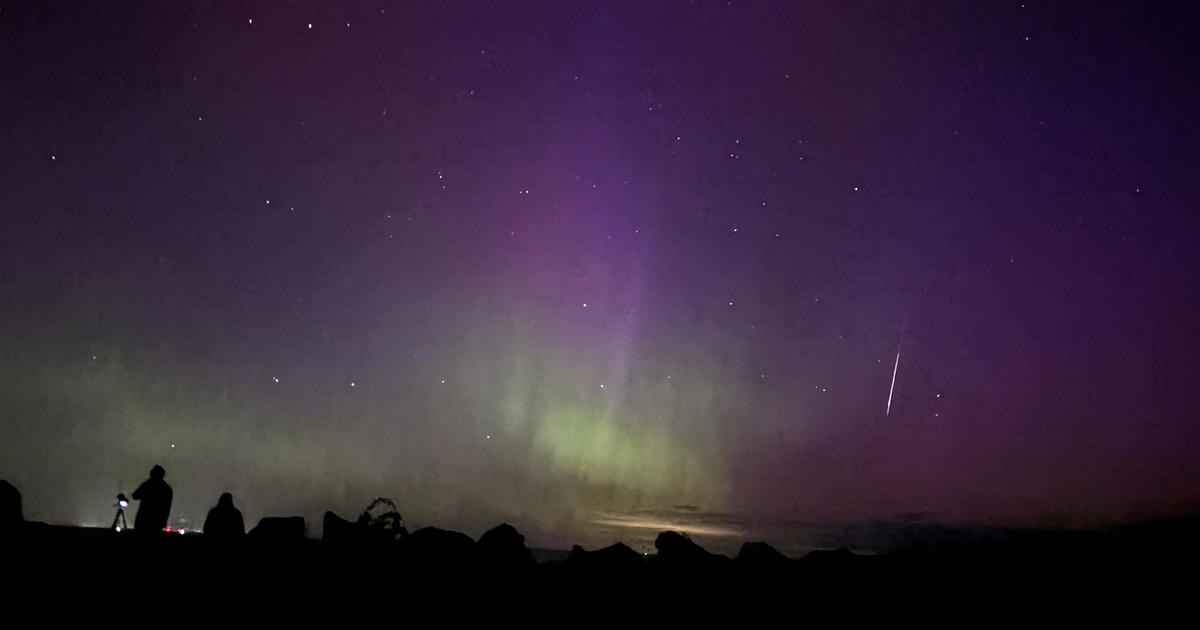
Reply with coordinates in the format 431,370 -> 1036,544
111,494 -> 129,531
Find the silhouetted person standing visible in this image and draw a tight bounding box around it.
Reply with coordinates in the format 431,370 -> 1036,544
203,492 -> 245,539
0,480 -> 22,533
132,465 -> 172,534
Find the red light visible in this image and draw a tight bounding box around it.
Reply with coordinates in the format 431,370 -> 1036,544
164,526 -> 172,532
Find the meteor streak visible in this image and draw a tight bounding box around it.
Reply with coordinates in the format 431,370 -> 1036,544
887,306 -> 911,417
886,350 -> 900,416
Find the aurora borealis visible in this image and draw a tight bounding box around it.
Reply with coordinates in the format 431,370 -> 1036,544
3,1 -> 1200,554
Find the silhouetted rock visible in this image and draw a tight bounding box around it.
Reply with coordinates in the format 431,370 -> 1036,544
798,547 -> 859,572
203,492 -> 245,539
736,541 -> 789,565
405,526 -> 477,567
566,542 -> 645,572
322,510 -> 359,544
477,523 -> 533,568
0,480 -> 21,531
248,516 -> 307,542
654,530 -> 728,567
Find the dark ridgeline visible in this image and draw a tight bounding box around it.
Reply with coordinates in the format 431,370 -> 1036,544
318,502 -> 540,594
735,540 -> 789,566
323,497 -> 409,547
322,509 -> 362,545
2,479 -> 1198,616
477,522 -> 534,570
565,541 -> 644,572
652,530 -> 730,569
403,526 -> 479,574
203,492 -> 245,539
248,516 -> 307,541
558,542 -> 647,590
131,464 -> 172,534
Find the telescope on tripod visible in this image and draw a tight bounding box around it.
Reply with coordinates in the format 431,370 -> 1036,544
111,493 -> 129,532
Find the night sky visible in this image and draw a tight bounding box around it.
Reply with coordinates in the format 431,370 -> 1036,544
3,1 -> 1199,554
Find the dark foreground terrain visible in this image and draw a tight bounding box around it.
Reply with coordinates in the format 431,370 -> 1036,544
4,512 -> 1198,620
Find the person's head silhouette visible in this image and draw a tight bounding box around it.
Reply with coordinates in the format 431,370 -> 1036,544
218,492 -> 234,508
150,465 -> 165,480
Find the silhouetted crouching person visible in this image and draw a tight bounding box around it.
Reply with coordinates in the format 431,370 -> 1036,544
203,492 -> 245,539
132,465 -> 172,534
